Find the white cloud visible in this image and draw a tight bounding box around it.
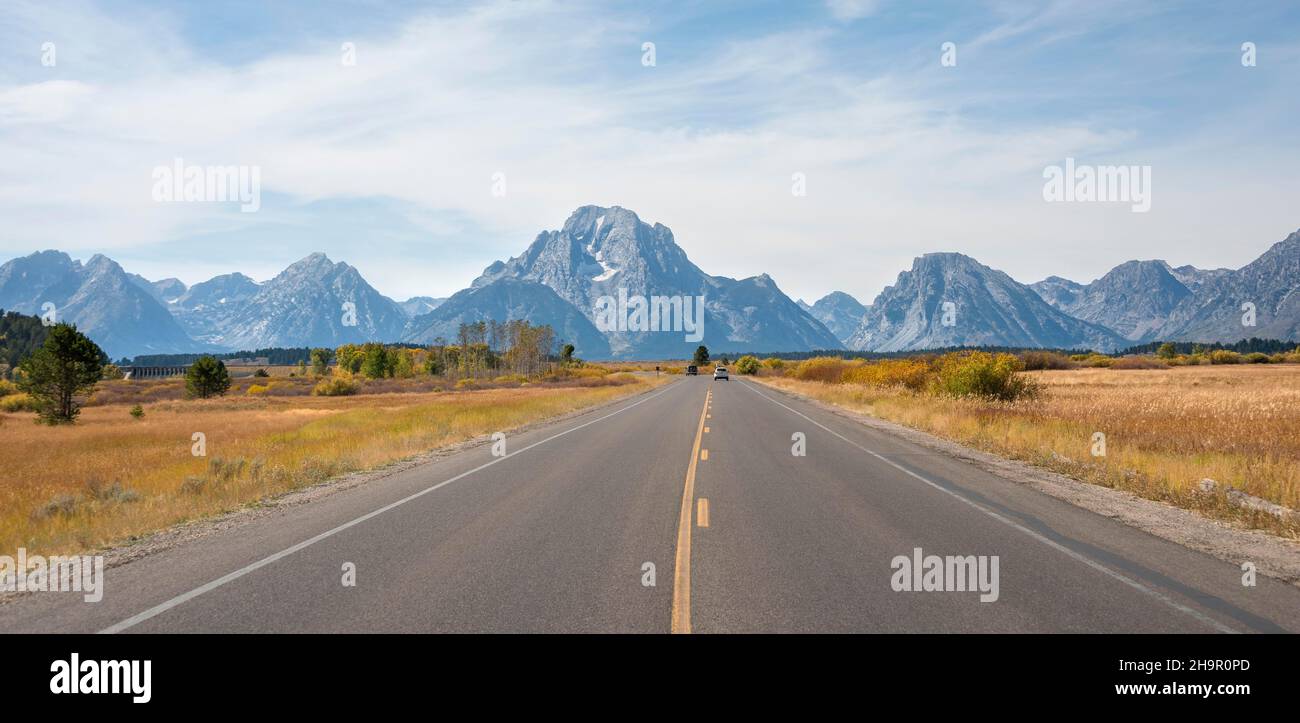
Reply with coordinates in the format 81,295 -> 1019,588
825,0 -> 882,22
0,0 -> 1296,304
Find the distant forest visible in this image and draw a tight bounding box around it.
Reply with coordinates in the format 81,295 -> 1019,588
59,336 -> 1300,369
746,338 -> 1298,361
125,343 -> 432,367
738,345 -> 1095,361
1118,338 -> 1299,356
0,310 -> 51,375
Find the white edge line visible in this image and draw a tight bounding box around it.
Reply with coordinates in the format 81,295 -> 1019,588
740,379 -> 1238,635
99,381 -> 679,634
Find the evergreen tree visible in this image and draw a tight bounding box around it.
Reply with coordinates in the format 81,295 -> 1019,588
18,323 -> 105,424
360,343 -> 391,379
185,355 -> 231,399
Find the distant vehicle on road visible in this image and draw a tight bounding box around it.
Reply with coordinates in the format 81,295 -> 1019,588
713,366 -> 728,380
686,365 -> 699,375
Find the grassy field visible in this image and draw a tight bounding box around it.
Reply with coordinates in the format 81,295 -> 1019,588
756,364 -> 1300,538
0,372 -> 669,555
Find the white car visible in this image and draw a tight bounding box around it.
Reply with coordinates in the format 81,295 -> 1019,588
713,366 -> 728,380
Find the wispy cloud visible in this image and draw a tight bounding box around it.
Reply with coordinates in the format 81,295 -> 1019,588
1,0 -> 1297,303
826,0 -> 882,22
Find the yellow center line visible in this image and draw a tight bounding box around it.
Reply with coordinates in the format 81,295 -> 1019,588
671,389 -> 711,634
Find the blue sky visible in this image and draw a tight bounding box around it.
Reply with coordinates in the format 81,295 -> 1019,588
1,0 -> 1297,303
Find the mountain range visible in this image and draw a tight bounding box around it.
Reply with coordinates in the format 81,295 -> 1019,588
0,251 -> 196,359
465,206 -> 840,357
798,292 -> 867,342
846,253 -> 1127,352
1,209 -> 1296,359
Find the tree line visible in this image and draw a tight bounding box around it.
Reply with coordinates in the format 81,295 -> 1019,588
1122,338 -> 1299,356
0,310 -> 52,378
327,320 -> 563,380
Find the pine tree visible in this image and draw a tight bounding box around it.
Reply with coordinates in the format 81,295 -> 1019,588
18,323 -> 105,424
185,355 -> 231,399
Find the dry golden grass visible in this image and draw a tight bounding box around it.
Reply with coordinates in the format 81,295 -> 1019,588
0,375 -> 670,555
757,364 -> 1300,538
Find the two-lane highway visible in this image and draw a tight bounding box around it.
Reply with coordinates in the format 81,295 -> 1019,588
3,375 -> 1297,633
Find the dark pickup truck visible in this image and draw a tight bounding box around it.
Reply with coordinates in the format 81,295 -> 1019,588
686,365 -> 699,375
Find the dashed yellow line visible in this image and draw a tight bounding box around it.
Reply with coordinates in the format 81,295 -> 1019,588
697,498 -> 710,528
671,390 -> 711,634
700,449 -> 709,460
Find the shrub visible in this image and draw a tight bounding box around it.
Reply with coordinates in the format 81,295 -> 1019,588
455,378 -> 478,390
129,404 -> 144,419
253,368 -> 270,378
1244,352 -> 1270,364
843,359 -> 932,391
792,356 -> 851,383
312,377 -> 359,396
1209,350 -> 1242,365
247,383 -> 270,395
0,379 -> 17,397
932,351 -> 1038,401
32,494 -> 79,520
1110,356 -> 1166,370
1156,342 -> 1177,359
264,379 -> 312,397
735,355 -> 760,375
492,374 -> 528,386
0,392 -> 38,413
86,479 -> 139,504
209,457 -> 246,482
1019,351 -> 1074,370
565,366 -> 611,378
762,358 -> 786,371
1080,354 -> 1115,368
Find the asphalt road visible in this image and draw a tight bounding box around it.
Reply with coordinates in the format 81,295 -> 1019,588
3,375 -> 1297,633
